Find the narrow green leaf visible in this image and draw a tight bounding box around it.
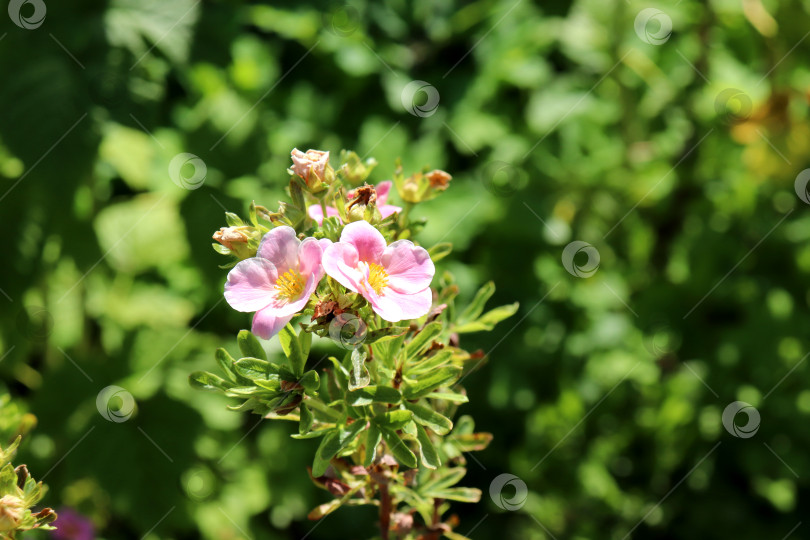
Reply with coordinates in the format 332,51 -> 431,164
415,424 -> 441,469
312,421 -> 367,477
233,358 -> 279,380
373,409 -> 413,430
215,348 -> 237,382
402,366 -> 462,400
364,423 -> 382,467
403,322 -> 442,361
403,402 -> 453,435
427,242 -> 453,262
424,487 -> 482,503
346,385 -> 402,406
380,427 -> 417,468
428,390 -> 469,403
280,324 -> 306,376
455,302 -> 519,333
348,348 -> 370,390
189,371 -> 232,391
299,327 -> 313,359
237,330 -> 266,360
299,370 -> 320,395
299,403 -> 313,435
364,326 -> 409,345
458,281 -> 495,323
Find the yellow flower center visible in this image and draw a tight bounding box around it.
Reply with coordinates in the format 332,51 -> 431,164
366,262 -> 389,295
275,268 -> 306,302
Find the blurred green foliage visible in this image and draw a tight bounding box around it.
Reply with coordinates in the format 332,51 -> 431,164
2,0 -> 809,538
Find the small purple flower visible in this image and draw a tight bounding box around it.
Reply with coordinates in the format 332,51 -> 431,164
52,507 -> 94,540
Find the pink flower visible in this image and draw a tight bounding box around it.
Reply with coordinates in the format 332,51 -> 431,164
322,221 -> 434,322
224,226 -> 330,339
291,148 -> 330,187
308,181 -> 403,225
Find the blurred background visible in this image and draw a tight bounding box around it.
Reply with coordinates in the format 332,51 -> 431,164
2,0 -> 809,538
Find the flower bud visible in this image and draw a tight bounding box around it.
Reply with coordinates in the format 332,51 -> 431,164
396,169 -> 452,203
346,185 -> 382,223
290,148 -> 334,192
0,495 -> 24,533
339,150 -> 377,185
212,226 -> 259,260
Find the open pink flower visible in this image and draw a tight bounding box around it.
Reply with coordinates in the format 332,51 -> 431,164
322,221 -> 434,322
224,226 -> 330,339
308,181 -> 402,225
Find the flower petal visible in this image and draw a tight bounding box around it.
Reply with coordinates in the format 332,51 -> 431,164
339,220 -> 386,263
252,308 -> 293,340
307,204 -> 340,225
323,241 -> 362,293
375,180 -> 393,205
297,237 -> 324,278
367,287 -> 433,322
381,240 -> 435,294
379,204 -> 402,219
224,258 -> 279,312
258,226 -> 300,273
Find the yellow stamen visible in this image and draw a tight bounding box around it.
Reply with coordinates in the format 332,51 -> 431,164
367,263 -> 389,295
275,268 -> 305,301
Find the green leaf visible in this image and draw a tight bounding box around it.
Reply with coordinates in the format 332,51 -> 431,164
424,487 -> 482,503
233,358 -> 279,380
253,378 -> 281,392
364,423 -> 382,467
299,370 -> 320,395
215,348 -> 238,382
380,427 -> 417,468
403,322 -> 442,362
189,371 -> 232,391
415,424 -> 441,469
402,366 -> 462,399
299,403 -> 313,435
450,432 -> 494,452
299,327 -> 313,359
346,385 -> 402,406
237,330 -> 266,360
405,349 -> 454,378
373,409 -> 413,430
428,242 -> 453,262
364,326 -> 409,345
403,402 -> 453,435
455,302 -> 519,333
280,324 -> 306,376
0,463 -> 17,493
312,421 -> 367,477
458,281 -> 495,323
428,390 -> 469,403
348,348 -> 370,390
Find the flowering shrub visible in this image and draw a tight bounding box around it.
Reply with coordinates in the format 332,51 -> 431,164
191,149 -> 518,538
